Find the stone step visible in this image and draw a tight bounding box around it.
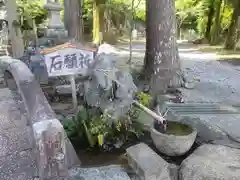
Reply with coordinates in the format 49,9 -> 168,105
126,143 -> 178,180
162,102 -> 240,146
163,102 -> 240,114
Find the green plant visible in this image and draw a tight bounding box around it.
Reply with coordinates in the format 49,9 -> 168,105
136,92 -> 151,106
62,93 -> 149,151
74,106 -> 113,147
89,113 -> 112,146
61,118 -> 78,138
128,92 -> 151,120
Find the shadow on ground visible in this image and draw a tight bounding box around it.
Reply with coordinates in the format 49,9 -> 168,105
218,58 -> 240,66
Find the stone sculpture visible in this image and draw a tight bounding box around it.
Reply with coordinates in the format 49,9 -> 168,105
0,20 -> 9,55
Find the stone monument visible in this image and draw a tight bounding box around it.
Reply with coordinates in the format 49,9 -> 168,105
0,0 -> 6,20
5,0 -> 24,58
44,0 -> 68,40
0,21 -> 9,55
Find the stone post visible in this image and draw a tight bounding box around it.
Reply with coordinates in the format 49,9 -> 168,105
33,119 -> 68,179
44,0 -> 67,40
5,0 -> 24,58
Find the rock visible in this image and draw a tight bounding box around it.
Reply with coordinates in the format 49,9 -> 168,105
179,144 -> 240,180
126,143 -> 178,180
68,165 -> 132,180
97,43 -> 117,54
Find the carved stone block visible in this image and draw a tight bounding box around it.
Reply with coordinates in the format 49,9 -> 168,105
33,119 -> 68,179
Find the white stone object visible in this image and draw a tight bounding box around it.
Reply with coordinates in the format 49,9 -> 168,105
132,29 -> 138,40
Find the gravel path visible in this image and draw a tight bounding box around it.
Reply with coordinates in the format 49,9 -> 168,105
114,42 -> 240,143
114,42 -> 240,105
181,54 -> 240,105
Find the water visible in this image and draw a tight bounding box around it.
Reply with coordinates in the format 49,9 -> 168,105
165,121 -> 193,136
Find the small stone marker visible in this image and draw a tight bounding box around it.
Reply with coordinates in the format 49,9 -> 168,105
126,143 -> 178,180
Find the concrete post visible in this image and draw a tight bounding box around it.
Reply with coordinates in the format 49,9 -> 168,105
5,0 -> 24,58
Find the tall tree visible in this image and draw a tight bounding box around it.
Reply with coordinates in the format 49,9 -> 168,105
210,0 -> 222,45
224,0 -> 240,50
205,0 -> 215,42
64,0 -> 84,41
143,0 -> 181,95
93,0 -> 105,44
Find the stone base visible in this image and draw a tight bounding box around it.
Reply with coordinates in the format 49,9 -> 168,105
45,28 -> 68,39
38,28 -> 69,45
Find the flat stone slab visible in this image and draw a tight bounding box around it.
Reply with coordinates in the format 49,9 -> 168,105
179,144 -> 240,180
126,143 -> 178,180
69,165 -> 132,180
163,102 -> 240,114
162,102 -> 240,146
56,85 -> 72,95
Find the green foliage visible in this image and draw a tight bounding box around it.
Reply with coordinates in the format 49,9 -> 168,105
136,92 -> 151,106
17,0 -> 47,29
175,0 -> 236,42
175,0 -> 201,27
128,92 -> 151,122
62,119 -> 78,138
14,0 -> 235,45
62,92 -> 151,151
62,101 -> 146,151
220,3 -> 233,31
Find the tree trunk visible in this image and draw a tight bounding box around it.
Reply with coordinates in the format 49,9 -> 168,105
205,0 -> 215,42
210,0 -> 222,45
93,0 -> 105,45
67,0 -> 84,41
224,0 -> 240,50
143,0 -> 181,95
64,0 -> 70,33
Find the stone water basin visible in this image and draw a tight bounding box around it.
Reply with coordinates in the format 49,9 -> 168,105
150,121 -> 197,156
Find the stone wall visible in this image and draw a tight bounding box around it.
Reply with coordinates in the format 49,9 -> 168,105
0,56 -> 80,179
